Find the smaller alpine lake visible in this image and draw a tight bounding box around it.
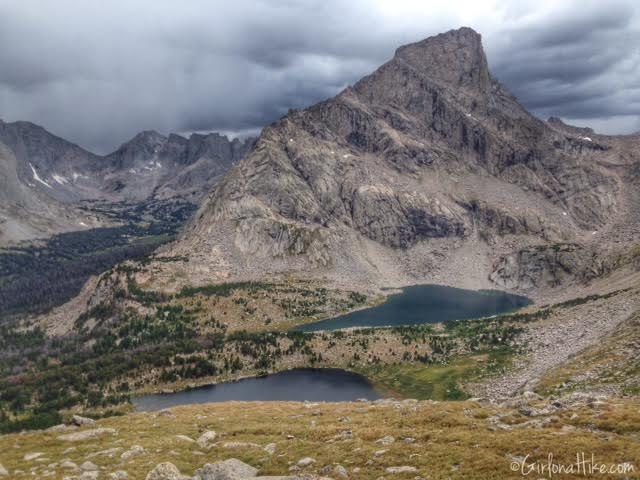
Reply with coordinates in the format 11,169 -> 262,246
133,368 -> 381,411
296,284 -> 531,332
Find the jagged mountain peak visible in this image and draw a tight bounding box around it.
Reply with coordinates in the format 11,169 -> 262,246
0,118 -> 101,181
190,131 -> 229,141
1,119 -> 48,133
0,119 -> 89,152
106,130 -> 172,171
390,27 -> 490,94
114,130 -> 167,152
343,26 -> 522,129
167,133 -> 188,146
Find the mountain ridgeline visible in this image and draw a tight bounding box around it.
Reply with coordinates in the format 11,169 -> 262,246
0,120 -> 255,244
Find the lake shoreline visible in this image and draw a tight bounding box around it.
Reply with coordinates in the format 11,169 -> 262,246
296,284 -> 531,332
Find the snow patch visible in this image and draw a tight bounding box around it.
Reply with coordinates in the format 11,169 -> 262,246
579,136 -> 592,142
79,221 -> 88,227
144,160 -> 162,171
29,163 -> 52,188
71,171 -> 87,181
52,174 -> 68,185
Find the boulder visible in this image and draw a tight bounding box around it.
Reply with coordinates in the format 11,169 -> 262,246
196,430 -> 218,449
145,462 -> 183,480
72,415 -> 96,426
386,466 -> 418,473
58,428 -> 117,442
375,435 -> 395,445
61,460 -> 79,470
24,452 -> 43,461
80,461 -> 98,471
87,447 -> 121,458
297,457 -> 315,467
334,464 -> 348,477
121,445 -> 146,461
0,464 -> 7,476
64,472 -> 99,480
222,441 -> 261,449
195,458 -> 258,480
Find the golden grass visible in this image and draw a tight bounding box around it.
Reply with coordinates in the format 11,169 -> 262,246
1,398 -> 638,479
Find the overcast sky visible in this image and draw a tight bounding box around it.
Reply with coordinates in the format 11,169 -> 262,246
0,0 -> 638,153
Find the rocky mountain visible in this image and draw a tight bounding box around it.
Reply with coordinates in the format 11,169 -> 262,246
0,119 -> 255,244
0,137 -> 105,245
167,27 -> 639,292
0,120 -> 109,202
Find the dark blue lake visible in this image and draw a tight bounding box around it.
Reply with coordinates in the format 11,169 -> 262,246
296,284 -> 531,332
133,368 -> 380,411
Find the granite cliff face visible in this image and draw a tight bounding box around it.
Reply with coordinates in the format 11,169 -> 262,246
0,120 -> 254,244
170,27 -> 638,291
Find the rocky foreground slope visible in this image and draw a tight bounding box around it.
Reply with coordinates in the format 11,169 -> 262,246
158,27 -> 639,294
0,396 -> 637,479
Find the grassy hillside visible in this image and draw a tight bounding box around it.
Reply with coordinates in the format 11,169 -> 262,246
0,397 -> 638,479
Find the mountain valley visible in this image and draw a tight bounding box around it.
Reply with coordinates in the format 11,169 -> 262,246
1,26 -> 639,480
0,121 -> 255,316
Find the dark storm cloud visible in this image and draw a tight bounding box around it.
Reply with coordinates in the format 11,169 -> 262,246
489,1 -> 640,126
0,0 -> 638,152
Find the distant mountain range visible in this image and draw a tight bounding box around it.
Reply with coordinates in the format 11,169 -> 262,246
0,120 -> 254,244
